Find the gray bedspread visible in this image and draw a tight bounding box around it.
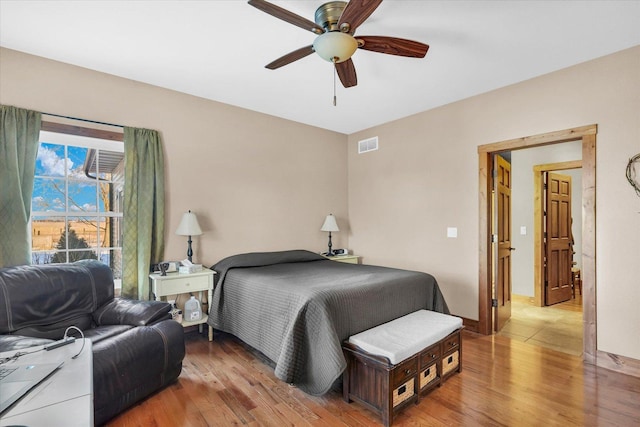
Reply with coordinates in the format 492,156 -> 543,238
207,250 -> 449,395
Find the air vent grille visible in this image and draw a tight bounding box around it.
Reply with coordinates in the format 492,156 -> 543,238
358,136 -> 378,154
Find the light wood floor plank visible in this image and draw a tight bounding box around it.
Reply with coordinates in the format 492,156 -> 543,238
106,330 -> 640,426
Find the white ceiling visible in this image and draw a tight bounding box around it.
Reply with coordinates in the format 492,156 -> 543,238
1,1 -> 639,134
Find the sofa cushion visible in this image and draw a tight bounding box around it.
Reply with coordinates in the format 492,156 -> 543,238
93,298 -> 172,326
83,325 -> 134,344
10,313 -> 93,340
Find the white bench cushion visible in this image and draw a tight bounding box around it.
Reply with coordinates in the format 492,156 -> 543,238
348,310 -> 463,365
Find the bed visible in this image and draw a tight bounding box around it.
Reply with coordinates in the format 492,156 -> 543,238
207,250 -> 450,395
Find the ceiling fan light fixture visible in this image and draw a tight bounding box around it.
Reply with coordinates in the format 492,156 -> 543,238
313,31 -> 358,63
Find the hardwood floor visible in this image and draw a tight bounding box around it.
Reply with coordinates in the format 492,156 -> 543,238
106,329 -> 640,426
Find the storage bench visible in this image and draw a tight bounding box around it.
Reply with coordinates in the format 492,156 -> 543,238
342,310 -> 463,426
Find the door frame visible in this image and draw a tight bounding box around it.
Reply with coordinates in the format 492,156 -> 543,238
478,124 -> 597,364
533,161 -> 582,307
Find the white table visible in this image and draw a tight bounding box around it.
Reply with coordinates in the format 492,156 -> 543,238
149,269 -> 216,341
0,339 -> 93,427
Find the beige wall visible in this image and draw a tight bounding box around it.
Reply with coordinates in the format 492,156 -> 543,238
0,47 -> 349,265
348,45 -> 640,360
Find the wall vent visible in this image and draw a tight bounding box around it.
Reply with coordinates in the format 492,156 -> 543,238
358,136 -> 379,154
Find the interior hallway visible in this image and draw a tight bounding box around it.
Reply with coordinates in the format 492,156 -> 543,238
497,293 -> 583,356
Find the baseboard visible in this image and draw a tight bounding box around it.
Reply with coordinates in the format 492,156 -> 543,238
596,350 -> 640,378
460,317 -> 479,334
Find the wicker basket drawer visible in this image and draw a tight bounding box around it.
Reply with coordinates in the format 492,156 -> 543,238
419,363 -> 438,389
392,377 -> 415,408
442,350 -> 460,377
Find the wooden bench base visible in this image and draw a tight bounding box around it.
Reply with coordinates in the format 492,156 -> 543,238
342,328 -> 462,426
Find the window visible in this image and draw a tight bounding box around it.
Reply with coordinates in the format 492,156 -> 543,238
31,129 -> 124,288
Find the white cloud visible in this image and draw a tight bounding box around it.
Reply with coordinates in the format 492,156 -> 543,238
70,203 -> 97,212
37,146 -> 73,176
52,197 -> 64,210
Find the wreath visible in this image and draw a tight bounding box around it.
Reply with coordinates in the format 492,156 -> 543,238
627,153 -> 640,197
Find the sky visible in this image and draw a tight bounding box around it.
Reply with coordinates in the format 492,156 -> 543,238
32,142 -> 103,214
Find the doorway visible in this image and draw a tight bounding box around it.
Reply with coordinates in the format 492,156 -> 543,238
533,161 -> 582,307
496,155 -> 583,355
478,125 -> 597,364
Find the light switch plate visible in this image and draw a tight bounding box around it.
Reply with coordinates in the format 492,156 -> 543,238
447,227 -> 458,238
520,226 -> 527,235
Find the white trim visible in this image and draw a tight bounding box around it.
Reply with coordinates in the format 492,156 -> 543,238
39,130 -> 124,152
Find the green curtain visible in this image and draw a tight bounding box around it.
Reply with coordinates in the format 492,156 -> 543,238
0,105 -> 42,268
122,127 -> 165,299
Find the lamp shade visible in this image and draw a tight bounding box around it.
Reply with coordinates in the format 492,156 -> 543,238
175,210 -> 202,236
321,214 -> 340,232
313,31 -> 358,63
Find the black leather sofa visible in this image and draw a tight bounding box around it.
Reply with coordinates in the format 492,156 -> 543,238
0,260 -> 185,425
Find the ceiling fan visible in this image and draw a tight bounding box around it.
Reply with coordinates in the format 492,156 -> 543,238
248,0 -> 430,89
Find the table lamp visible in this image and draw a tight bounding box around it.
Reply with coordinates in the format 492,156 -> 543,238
175,210 -> 202,262
321,214 -> 339,256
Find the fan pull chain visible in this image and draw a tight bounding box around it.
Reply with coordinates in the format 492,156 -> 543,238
333,59 -> 337,106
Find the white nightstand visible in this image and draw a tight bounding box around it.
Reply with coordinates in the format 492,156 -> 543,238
326,254 -> 360,264
149,269 -> 215,341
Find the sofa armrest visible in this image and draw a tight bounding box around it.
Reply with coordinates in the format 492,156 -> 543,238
93,298 -> 172,327
92,319 -> 184,425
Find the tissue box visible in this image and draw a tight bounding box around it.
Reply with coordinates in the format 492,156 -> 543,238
179,264 -> 203,274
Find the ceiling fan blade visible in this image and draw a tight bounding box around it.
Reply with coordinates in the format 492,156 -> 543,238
338,0 -> 383,34
336,59 -> 358,88
357,36 -> 429,58
265,45 -> 315,70
248,0 -> 324,34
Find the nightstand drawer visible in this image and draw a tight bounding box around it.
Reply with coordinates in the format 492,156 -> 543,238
155,274 -> 210,295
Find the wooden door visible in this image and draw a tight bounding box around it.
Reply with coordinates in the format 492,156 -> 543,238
544,172 -> 573,305
495,155 -> 512,331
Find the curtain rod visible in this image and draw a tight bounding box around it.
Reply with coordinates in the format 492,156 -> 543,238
42,111 -> 124,129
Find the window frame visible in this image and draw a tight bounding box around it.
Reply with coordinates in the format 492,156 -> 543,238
31,121 -> 125,288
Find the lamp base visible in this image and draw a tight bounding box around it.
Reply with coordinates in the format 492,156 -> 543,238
326,232 -> 335,257
186,236 -> 193,263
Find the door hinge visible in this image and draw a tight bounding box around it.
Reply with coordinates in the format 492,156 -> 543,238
492,299 -> 498,307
